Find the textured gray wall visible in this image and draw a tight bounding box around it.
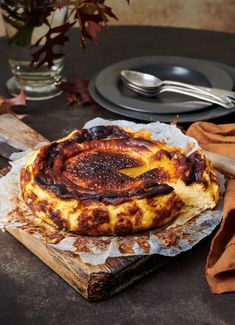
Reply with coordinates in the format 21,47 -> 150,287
1,0 -> 235,36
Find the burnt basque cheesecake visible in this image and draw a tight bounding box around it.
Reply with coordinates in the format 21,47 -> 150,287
20,125 -> 220,236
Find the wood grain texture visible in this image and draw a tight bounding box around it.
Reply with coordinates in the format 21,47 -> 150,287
0,113 -> 169,301
0,114 -> 47,150
6,226 -> 169,300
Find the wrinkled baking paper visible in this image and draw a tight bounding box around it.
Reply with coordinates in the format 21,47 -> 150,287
0,118 -> 224,265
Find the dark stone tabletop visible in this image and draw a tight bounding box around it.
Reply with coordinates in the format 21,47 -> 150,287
0,26 -> 234,325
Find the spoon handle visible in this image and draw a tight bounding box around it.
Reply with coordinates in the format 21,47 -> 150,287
163,80 -> 232,105
159,86 -> 234,109
191,85 -> 235,99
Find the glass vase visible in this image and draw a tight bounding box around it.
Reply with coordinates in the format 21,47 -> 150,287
1,0 -> 68,100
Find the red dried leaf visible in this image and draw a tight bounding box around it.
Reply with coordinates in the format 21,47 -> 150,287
3,89 -> 26,107
0,90 -> 27,119
66,93 -> 78,105
58,75 -> 96,106
87,21 -> 102,43
76,3 -> 118,48
31,21 -> 75,68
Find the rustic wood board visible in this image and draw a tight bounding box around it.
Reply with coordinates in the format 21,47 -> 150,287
0,114 -> 170,301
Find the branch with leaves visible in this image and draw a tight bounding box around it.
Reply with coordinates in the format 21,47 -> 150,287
1,0 -> 129,67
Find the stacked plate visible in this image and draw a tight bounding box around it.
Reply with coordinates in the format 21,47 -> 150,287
88,56 -> 235,123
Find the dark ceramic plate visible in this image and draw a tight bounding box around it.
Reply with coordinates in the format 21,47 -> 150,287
95,56 -> 233,114
88,59 -> 235,123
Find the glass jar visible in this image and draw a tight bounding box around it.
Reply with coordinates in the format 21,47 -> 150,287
1,0 -> 68,100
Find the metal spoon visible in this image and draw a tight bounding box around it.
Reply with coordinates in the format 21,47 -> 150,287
120,70 -> 234,109
120,70 -> 229,95
123,81 -> 234,109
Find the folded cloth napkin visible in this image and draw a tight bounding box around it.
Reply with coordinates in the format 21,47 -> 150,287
187,122 -> 235,294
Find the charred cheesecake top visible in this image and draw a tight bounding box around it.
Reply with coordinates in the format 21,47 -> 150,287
20,125 -> 220,236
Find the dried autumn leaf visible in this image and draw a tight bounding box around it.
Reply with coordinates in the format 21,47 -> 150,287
58,75 -> 96,106
0,90 -> 27,119
86,20 -> 102,43
76,2 -> 118,48
31,21 -> 76,68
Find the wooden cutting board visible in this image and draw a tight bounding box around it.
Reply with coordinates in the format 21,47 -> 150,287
0,113 -> 170,301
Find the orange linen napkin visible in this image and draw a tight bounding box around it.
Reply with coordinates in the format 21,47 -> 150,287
187,122 -> 235,294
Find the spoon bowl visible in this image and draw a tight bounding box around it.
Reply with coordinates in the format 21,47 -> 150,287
121,70 -> 161,89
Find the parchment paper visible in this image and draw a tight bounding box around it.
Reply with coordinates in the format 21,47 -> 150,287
0,118 -> 224,265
